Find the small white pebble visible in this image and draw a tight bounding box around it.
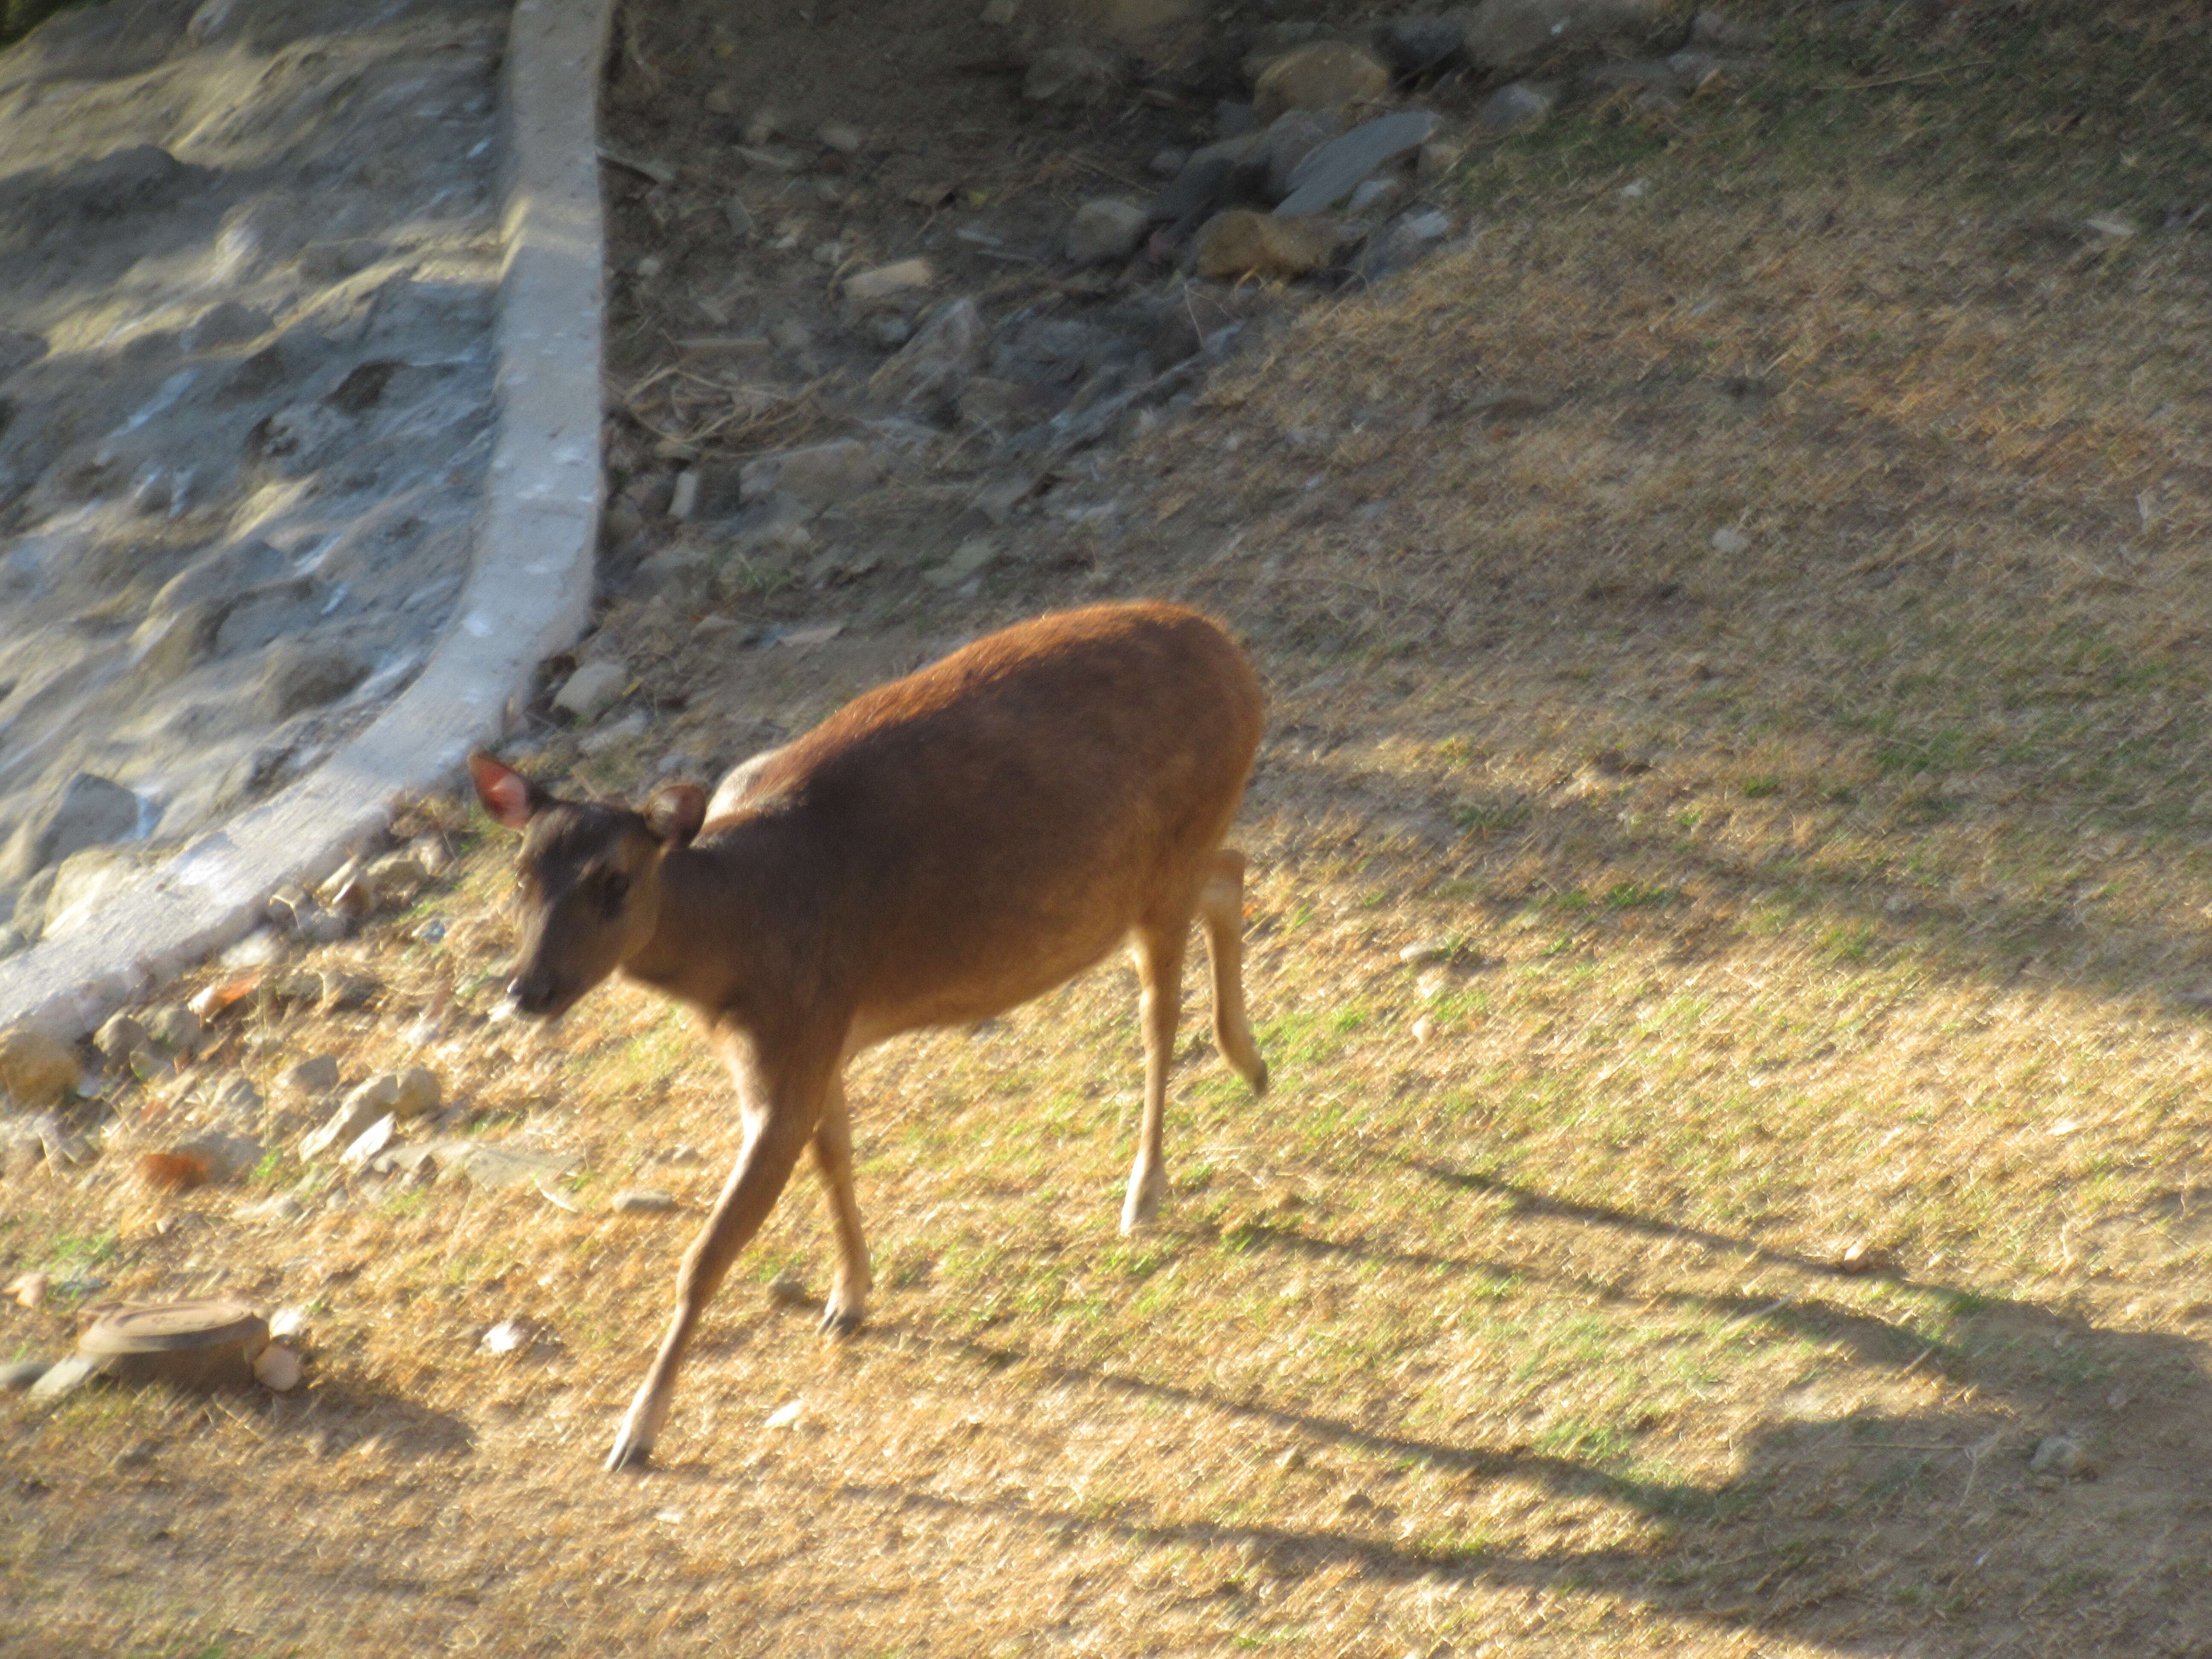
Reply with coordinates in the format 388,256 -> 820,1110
254,1344 -> 303,1391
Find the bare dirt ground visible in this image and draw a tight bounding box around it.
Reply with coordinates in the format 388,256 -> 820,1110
7,1 -> 2212,1656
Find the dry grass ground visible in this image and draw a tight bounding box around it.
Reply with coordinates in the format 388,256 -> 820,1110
8,2 -> 2212,1654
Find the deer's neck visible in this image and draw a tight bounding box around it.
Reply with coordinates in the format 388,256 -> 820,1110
619,827 -> 832,1025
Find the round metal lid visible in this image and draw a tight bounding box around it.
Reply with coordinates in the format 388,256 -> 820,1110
77,1299 -> 269,1357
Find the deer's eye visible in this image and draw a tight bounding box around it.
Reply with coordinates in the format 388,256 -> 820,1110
600,871 -> 630,906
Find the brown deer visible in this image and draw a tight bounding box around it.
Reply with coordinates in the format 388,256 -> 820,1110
467,601 -> 1269,1471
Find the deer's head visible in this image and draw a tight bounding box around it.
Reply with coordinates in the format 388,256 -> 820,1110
468,751 -> 705,1018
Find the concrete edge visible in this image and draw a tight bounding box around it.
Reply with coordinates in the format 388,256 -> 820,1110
0,0 -> 614,1040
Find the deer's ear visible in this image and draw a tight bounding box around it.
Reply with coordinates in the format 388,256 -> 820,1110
468,750 -> 547,831
643,783 -> 707,849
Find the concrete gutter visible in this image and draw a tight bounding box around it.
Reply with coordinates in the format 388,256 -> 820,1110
0,0 -> 613,1039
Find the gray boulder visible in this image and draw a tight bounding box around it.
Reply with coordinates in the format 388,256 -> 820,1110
1275,110 -> 1439,216
0,773 -> 141,887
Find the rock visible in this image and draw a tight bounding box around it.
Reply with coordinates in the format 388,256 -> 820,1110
770,317 -> 813,352
7,1271 -> 46,1308
94,1013 -> 148,1062
1349,178 -> 1405,215
1710,525 -> 1751,555
1374,14 -> 1467,74
178,303 -> 268,354
843,259 -> 934,309
266,885 -> 345,941
24,1112 -> 93,1167
716,494 -> 818,565
577,709 -> 644,754
236,1191 -> 304,1223
27,1356 -> 99,1401
743,108 -> 782,145
253,1344 -> 302,1391
376,1140 -> 465,1178
300,1076 -> 401,1161
611,1188 -> 676,1213
173,1129 -> 262,1182
734,143 -> 799,173
1417,138 -> 1464,178
740,440 -> 885,508
205,1074 -> 262,1125
392,1067 -> 440,1121
316,971 -> 377,1012
1252,42 -> 1390,123
409,834 -> 453,878
279,1054 -> 341,1097
1150,149 -> 1250,228
1065,198 -> 1150,265
0,772 -> 142,886
979,0 -> 1017,21
1691,7 -> 1767,48
480,1318 -> 531,1354
1089,0 -> 1201,45
1148,146 -> 1187,178
449,1141 -> 579,1189
1581,57 -> 1685,94
1275,109 -> 1439,215
27,847 -> 143,945
364,850 -> 428,905
815,121 -> 864,154
144,1004 -> 203,1057
1022,45 -> 1120,106
341,1112 -> 397,1167
1194,210 -> 1339,280
257,643 -> 369,719
1461,0 -> 1660,69
867,313 -> 913,349
1256,110 -> 1343,201
869,298 -> 988,409
0,1027 -> 78,1109
1351,208 -> 1455,282
1666,48 -> 1728,87
2030,1435 -> 2095,1479
1215,100 -> 1260,139
1140,288 -> 1250,366
955,378 -> 1023,433
0,328 -> 47,381
553,660 -> 628,722
1,1359 -> 53,1391
1479,80 -> 1556,132
923,538 -> 998,589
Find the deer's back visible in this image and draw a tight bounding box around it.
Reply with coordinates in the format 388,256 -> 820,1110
712,602 -> 1262,1026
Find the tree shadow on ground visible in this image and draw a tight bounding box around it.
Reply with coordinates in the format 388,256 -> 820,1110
831,1173 -> 2212,1659
1246,737 -> 2212,1019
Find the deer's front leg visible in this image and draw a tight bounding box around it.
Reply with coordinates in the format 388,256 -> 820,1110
606,1041 -> 830,1472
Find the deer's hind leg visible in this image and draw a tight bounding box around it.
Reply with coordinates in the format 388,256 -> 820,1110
1199,848 -> 1268,1096
811,1072 -> 872,1336
1122,913 -> 1190,1234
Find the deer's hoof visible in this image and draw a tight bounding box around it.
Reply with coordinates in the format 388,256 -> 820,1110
605,1439 -> 655,1473
820,1306 -> 864,1339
